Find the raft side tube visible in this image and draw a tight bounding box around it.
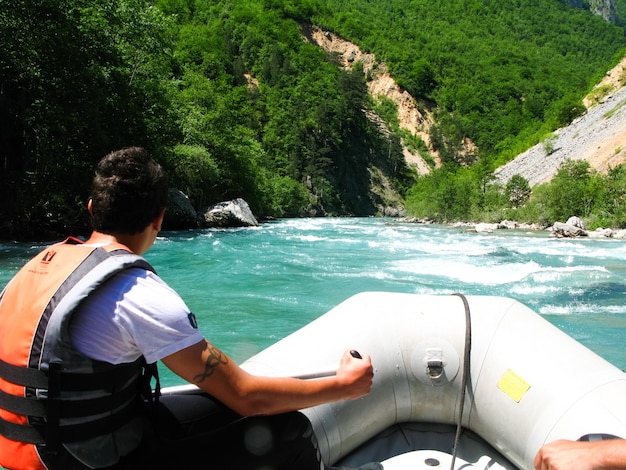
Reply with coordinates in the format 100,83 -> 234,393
241,292 -> 626,468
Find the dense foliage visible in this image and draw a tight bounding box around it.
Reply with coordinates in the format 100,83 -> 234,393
406,160 -> 626,230
1,0 -> 415,239
1,0 -> 179,237
1,0 -> 625,239
314,0 -> 624,160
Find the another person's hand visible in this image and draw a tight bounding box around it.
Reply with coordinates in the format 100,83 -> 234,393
335,349 -> 374,399
534,439 -> 626,470
535,440 -> 597,469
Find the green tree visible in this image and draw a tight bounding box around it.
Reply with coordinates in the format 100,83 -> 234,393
0,0 -> 176,238
165,145 -> 220,209
505,174 -> 531,208
395,58 -> 438,98
544,160 -> 601,222
406,166 -> 479,222
268,175 -> 310,217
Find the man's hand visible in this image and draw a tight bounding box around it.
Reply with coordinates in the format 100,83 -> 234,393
335,349 -> 374,399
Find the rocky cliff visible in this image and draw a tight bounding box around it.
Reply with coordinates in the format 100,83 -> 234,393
566,0 -> 620,23
495,57 -> 626,186
589,0 -> 620,23
302,25 -> 440,176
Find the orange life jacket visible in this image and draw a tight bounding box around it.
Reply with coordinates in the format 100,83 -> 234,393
0,237 -> 157,470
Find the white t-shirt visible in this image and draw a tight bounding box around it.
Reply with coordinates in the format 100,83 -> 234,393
69,268 -> 204,364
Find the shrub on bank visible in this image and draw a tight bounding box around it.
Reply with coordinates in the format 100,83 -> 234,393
406,159 -> 626,230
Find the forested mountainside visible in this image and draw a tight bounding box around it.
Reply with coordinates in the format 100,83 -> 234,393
313,0 -> 623,161
1,0 -> 625,239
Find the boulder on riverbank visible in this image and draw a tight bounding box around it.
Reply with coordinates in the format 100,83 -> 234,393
549,216 -> 591,238
451,220 -> 546,232
403,217 -> 626,238
551,221 -> 587,238
163,188 -> 197,230
198,198 -> 259,228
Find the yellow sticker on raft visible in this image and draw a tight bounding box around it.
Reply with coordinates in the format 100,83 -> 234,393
497,369 -> 531,403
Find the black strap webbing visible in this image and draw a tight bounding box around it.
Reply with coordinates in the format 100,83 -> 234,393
0,384 -> 137,420
450,293 -> 472,470
0,365 -> 141,419
0,359 -> 48,389
0,357 -> 142,391
57,359 -> 142,391
0,359 -> 154,445
0,415 -> 44,444
141,362 -> 161,404
0,388 -> 46,417
0,396 -> 139,444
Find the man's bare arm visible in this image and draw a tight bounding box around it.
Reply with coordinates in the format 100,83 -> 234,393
162,339 -> 374,417
191,344 -> 228,383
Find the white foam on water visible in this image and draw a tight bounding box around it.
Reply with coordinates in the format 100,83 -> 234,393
391,259 -> 543,285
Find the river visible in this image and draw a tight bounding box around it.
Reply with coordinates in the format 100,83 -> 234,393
1,217 -> 625,386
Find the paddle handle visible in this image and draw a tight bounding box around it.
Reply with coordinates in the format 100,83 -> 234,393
292,370 -> 338,380
292,350 -> 362,380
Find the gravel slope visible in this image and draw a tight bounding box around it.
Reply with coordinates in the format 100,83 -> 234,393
495,84 -> 626,187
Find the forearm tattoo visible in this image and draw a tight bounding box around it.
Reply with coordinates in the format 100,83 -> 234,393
193,345 -> 228,383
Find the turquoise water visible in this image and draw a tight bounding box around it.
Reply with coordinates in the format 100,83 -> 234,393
2,218 -> 626,386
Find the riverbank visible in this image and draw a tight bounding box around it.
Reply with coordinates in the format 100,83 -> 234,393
401,217 -> 626,239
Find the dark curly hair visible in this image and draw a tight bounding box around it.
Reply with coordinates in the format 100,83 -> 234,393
90,147 -> 168,235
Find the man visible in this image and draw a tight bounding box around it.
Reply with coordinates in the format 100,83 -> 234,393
534,439 -> 626,470
0,147 -> 379,470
